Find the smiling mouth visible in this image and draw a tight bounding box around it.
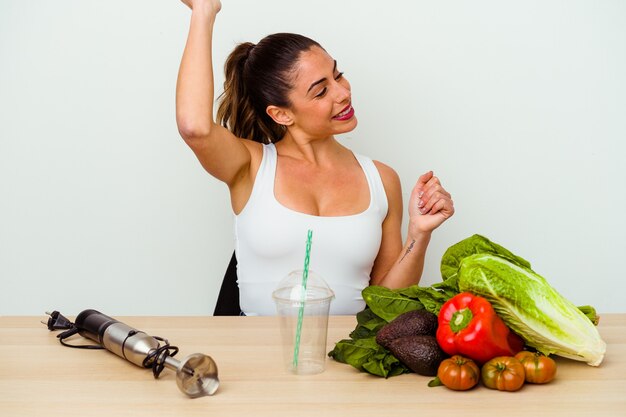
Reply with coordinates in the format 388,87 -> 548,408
333,104 -> 354,120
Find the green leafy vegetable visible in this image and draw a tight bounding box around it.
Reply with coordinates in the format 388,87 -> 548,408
397,286 -> 450,316
328,337 -> 409,377
457,252 -> 606,366
349,308 -> 387,339
577,305 -> 600,326
441,234 -> 531,280
361,286 -> 423,322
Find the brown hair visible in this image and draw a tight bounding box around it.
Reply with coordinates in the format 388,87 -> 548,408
216,33 -> 321,144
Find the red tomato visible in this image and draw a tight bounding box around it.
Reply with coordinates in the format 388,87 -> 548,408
481,356 -> 525,392
515,351 -> 557,384
437,355 -> 480,391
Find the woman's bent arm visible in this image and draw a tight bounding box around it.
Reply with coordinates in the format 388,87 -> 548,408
370,165 -> 454,289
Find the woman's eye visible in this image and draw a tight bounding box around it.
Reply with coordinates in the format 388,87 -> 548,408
314,73 -> 344,98
315,87 -> 327,98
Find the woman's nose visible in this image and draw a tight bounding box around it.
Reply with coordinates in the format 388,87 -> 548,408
334,82 -> 351,103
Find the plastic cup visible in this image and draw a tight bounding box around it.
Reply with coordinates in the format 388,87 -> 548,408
272,270 -> 335,375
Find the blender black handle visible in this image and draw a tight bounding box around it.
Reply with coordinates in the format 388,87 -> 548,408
74,309 -> 120,345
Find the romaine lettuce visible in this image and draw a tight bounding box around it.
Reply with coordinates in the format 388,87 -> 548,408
456,250 -> 606,366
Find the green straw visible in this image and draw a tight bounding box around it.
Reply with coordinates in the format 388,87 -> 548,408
293,229 -> 313,369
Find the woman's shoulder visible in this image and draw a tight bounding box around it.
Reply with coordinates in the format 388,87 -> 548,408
349,147 -> 398,184
372,160 -> 401,189
371,159 -> 402,211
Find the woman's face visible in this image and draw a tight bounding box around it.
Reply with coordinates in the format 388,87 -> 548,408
280,46 -> 357,138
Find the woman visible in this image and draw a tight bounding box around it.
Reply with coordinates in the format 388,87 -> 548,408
176,0 -> 454,315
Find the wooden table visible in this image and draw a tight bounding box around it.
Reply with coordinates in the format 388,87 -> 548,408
1,314 -> 625,417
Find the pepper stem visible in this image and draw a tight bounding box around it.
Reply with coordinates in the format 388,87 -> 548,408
450,308 -> 473,333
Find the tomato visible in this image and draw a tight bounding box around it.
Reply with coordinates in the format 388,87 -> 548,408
481,356 -> 525,391
515,351 -> 557,384
437,355 -> 480,391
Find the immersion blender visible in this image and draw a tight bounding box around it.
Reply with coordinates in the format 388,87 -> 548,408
45,309 -> 219,398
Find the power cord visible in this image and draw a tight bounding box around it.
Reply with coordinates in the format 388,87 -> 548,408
143,336 -> 179,378
42,310 -> 73,330
42,310 -> 103,349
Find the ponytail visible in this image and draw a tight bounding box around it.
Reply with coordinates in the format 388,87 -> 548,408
217,43 -> 280,143
217,34 -> 321,144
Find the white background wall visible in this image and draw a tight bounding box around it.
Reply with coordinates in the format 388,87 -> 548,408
1,0 -> 624,315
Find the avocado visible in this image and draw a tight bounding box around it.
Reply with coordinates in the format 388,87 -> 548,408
375,309 -> 438,348
387,335 -> 447,376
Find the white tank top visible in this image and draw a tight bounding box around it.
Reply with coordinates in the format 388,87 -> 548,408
234,144 -> 388,316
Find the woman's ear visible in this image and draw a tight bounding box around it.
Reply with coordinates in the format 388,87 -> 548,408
266,105 -> 294,126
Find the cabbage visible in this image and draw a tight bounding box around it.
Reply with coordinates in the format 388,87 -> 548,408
453,245 -> 606,366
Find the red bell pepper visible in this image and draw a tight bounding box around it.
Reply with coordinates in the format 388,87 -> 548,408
436,292 -> 524,364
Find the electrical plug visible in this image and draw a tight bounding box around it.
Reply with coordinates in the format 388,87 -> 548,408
42,310 -> 74,331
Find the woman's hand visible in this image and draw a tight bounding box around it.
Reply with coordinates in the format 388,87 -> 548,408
408,171 -> 454,236
180,0 -> 221,14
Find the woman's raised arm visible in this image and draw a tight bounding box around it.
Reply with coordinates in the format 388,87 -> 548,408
176,0 -> 259,189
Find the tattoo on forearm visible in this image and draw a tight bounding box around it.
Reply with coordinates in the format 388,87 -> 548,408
400,239 -> 416,263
